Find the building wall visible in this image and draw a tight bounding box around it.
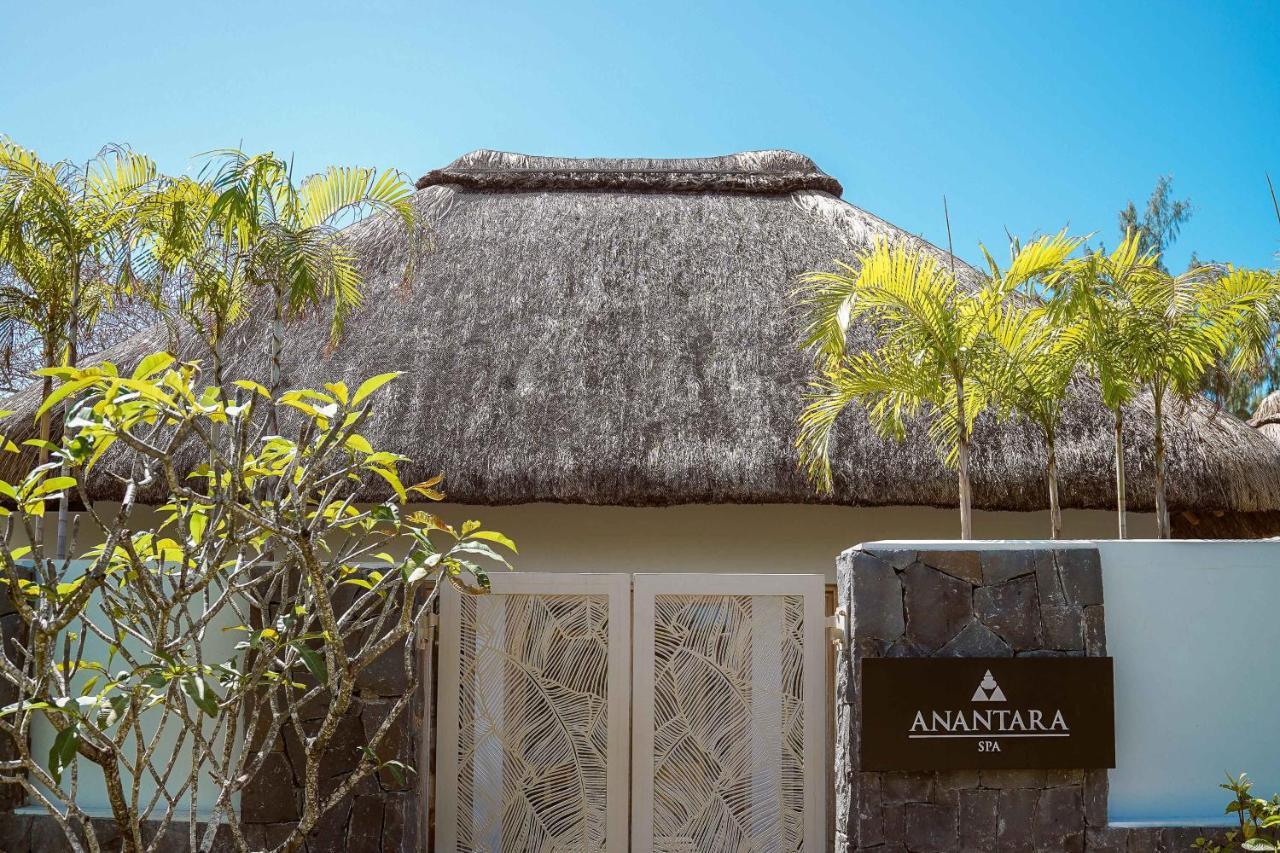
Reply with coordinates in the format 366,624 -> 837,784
423,503 -> 1157,581
1096,540 -> 1280,825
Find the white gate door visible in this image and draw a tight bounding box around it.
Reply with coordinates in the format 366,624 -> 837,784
435,573 -> 826,852
631,574 -> 826,853
436,573 -> 632,853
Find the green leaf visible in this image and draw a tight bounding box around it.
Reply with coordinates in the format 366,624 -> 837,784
344,433 -> 373,454
467,530 -> 517,553
132,352 -> 175,381
182,675 -> 220,716
368,466 -> 407,501
232,379 -> 272,399
352,372 -> 402,405
48,725 -> 79,784
296,646 -> 328,684
34,378 -> 95,422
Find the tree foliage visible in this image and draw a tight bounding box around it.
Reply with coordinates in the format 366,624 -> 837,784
797,227 -> 1280,540
0,356 -> 512,853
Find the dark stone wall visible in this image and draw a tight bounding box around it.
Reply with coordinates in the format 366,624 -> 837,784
835,544 -> 1221,852
237,636 -> 424,853
0,582 -> 27,813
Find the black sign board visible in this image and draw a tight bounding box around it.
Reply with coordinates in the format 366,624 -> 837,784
860,657 -> 1115,771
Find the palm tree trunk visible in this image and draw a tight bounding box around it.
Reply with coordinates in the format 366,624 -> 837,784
1113,408 -> 1127,539
957,436 -> 973,540
36,340 -> 54,548
1046,432 -> 1061,540
268,285 -> 284,435
1153,390 -> 1171,539
955,375 -> 973,540
54,268 -> 81,561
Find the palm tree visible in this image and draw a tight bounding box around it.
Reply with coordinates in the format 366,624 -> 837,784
204,151 -> 415,427
796,234 -> 1079,539
1046,234 -> 1149,538
0,139 -> 155,553
979,301 -> 1079,539
134,174 -> 251,389
1130,264 -> 1278,536
1055,233 -> 1278,538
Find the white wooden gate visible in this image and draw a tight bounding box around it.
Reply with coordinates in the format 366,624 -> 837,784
435,573 -> 826,852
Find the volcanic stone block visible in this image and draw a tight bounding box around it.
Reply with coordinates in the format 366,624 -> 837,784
1034,785 -> 1084,851
918,550 -> 983,585
1125,830 -> 1159,853
885,637 -> 930,658
355,642 -> 409,695
980,769 -> 1047,789
243,752 -> 300,823
1083,605 -> 1107,655
904,800 -> 958,852
881,802 -> 906,844
1036,551 -> 1068,608
936,769 -> 980,790
844,550 -> 905,641
1045,768 -> 1085,786
995,788 -> 1038,852
317,710 -> 366,780
881,770 -> 936,803
306,800 -> 354,853
938,620 -> 1012,657
345,795 -> 386,853
981,549 -> 1041,585
1084,769 -> 1109,826
857,774 -> 884,847
1040,605 -> 1085,651
1057,549 -> 1104,606
1084,826 -> 1131,852
958,788 -> 998,852
974,575 -> 1043,649
0,813 -> 31,852
879,548 -> 919,570
903,562 -> 973,650
362,700 -> 412,791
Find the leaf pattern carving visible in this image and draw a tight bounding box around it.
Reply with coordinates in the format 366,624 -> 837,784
457,593 -> 612,852
650,595 -> 805,853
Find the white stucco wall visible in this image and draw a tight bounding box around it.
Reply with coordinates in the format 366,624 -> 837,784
426,503 -> 1155,580
1097,540 -> 1280,826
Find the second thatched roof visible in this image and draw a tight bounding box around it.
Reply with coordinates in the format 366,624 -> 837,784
3,149 -> 1280,525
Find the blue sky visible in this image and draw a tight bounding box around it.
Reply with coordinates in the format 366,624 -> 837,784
2,1 -> 1277,270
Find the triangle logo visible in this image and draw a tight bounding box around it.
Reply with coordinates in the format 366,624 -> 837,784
971,669 -> 1006,703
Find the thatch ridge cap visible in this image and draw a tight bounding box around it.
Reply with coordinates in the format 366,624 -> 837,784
415,148 -> 844,195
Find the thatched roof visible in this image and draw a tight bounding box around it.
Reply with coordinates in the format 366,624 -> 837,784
4,148 -> 1280,522
1250,391 -> 1280,445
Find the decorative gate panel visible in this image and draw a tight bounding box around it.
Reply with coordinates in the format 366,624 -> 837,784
435,573 -> 826,852
632,575 -> 826,853
436,573 -> 631,852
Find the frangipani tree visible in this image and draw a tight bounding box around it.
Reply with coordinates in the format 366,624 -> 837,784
0,354 -> 512,853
